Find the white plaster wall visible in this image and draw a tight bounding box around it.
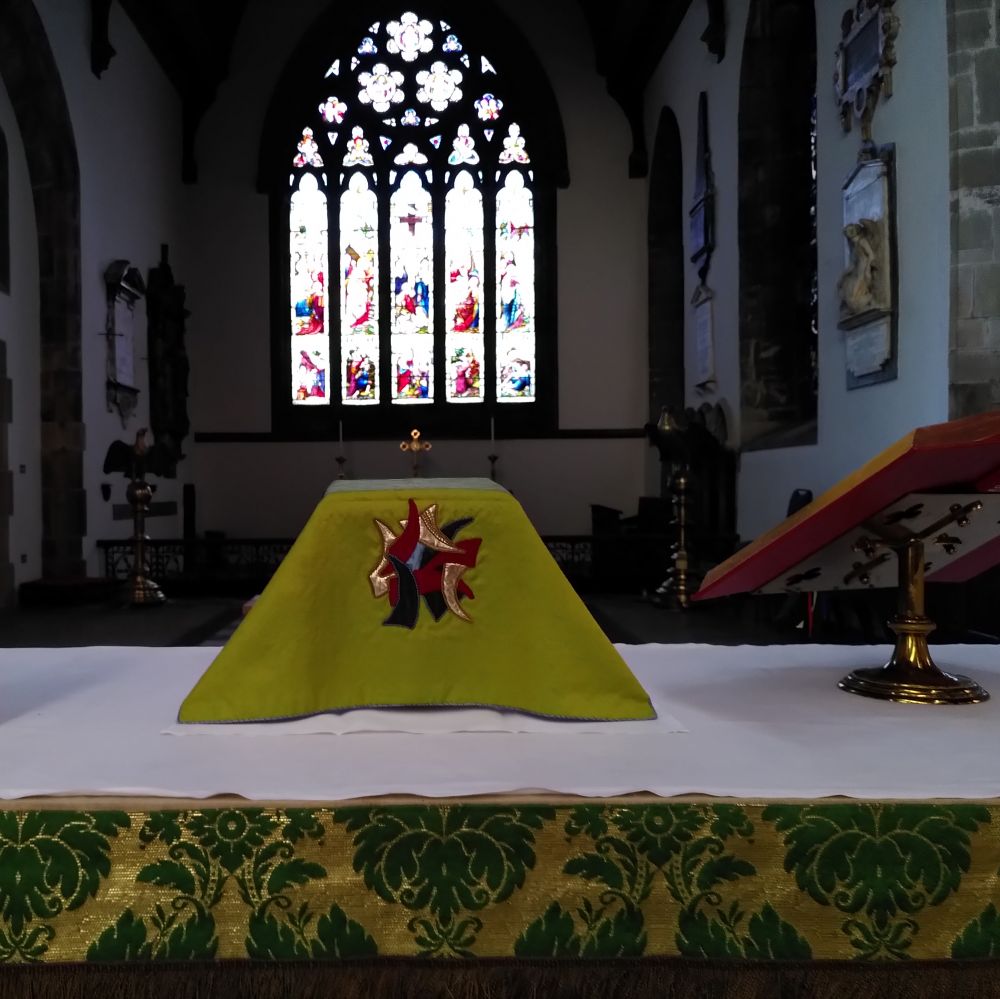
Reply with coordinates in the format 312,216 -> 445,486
32,0 -> 191,572
644,3 -> 743,443
532,0 -> 647,430
645,0 -> 952,541
191,438 -> 647,538
0,76 -> 42,587
184,0 -> 649,538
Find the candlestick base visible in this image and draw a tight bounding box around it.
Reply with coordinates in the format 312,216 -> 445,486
838,532 -> 988,704
130,571 -> 166,606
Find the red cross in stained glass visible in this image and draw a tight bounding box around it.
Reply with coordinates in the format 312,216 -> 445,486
398,206 -> 423,235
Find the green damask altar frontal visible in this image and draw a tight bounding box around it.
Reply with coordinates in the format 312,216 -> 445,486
4,800 -> 1000,966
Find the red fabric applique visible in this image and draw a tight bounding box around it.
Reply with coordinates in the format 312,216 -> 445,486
370,499 -> 481,628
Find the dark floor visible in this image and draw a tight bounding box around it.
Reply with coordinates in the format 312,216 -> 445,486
0,586 -> 991,649
585,594 -> 803,645
0,597 -> 244,648
0,592 -> 798,648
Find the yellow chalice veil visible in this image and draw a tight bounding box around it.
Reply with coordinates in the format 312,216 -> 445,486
179,480 -> 655,723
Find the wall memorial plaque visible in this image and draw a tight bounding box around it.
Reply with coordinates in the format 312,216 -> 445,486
104,259 -> 145,425
837,145 -> 897,389
833,0 -> 900,142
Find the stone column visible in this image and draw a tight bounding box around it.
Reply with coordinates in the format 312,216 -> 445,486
0,0 -> 85,582
949,0 -> 1000,415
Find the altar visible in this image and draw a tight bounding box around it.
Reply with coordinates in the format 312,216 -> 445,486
3,641 -> 1000,997
6,459 -> 1000,996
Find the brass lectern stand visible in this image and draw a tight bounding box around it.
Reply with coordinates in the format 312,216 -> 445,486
103,429 -> 167,607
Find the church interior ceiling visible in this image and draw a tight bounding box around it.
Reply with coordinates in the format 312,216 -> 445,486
104,0 -> 697,179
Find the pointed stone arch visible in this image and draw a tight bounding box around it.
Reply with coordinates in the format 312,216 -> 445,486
648,106 -> 685,426
738,0 -> 817,449
0,0 -> 84,583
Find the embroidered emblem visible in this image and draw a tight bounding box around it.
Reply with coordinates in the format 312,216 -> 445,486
370,499 -> 481,628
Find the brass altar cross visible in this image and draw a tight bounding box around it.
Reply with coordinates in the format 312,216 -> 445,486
400,428 -> 431,476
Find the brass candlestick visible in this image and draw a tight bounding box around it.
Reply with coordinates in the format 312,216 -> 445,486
839,501 -> 988,704
653,467 -> 691,609
670,469 -> 691,609
400,428 -> 431,476
125,475 -> 166,606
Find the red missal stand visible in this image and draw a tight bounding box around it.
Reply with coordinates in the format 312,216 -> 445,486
694,412 -> 1000,704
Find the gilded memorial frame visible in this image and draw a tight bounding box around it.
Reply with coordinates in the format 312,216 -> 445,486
833,0 -> 899,139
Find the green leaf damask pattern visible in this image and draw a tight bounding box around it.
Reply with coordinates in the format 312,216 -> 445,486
0,803 -> 997,963
334,805 -> 555,955
515,804 -> 809,960
86,807 -> 374,962
764,803 -> 991,959
0,811 -> 128,962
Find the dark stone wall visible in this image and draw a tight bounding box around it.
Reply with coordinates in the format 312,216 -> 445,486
0,0 -> 84,580
0,126 -> 9,295
948,0 -> 1000,416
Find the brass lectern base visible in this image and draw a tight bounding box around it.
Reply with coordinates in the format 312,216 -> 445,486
839,664 -> 989,705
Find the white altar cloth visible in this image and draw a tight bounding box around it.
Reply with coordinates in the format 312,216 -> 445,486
2,643 -> 1000,801
165,703 -> 686,736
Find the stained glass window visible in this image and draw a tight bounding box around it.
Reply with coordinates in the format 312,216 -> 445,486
448,125 -> 478,165
446,170 -> 484,402
496,171 -> 535,402
475,93 -> 502,121
391,170 -> 434,402
319,96 -> 348,124
281,9 -> 550,424
343,126 -> 374,167
358,63 -> 405,112
387,13 -> 434,61
289,172 -> 328,404
416,61 -> 463,111
341,173 -> 379,403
